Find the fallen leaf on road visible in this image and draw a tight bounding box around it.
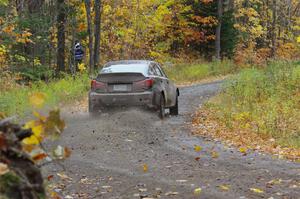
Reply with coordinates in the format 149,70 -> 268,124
155,187 -> 162,192
176,179 -> 187,183
219,185 -> 230,191
50,191 -> 62,199
195,157 -> 201,161
194,145 -> 202,152
33,153 -> 47,161
239,147 -> 247,155
0,163 -> 9,176
211,151 -> 219,158
102,186 -> 113,192
64,147 -> 72,158
165,192 -> 179,196
53,145 -> 64,158
47,175 -> 54,181
53,145 -> 71,159
250,188 -> 264,193
57,172 -> 72,181
267,178 -> 282,185
80,177 -> 93,185
143,164 -> 148,172
194,188 -> 202,195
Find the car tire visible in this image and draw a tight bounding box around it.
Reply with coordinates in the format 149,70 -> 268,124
88,98 -> 97,116
170,95 -> 178,116
159,94 -> 165,119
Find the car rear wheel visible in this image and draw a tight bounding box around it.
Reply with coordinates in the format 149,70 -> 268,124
170,95 -> 178,116
88,98 -> 97,115
159,94 -> 165,119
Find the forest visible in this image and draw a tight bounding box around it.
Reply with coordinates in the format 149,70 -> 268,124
0,0 -> 299,80
0,0 -> 300,198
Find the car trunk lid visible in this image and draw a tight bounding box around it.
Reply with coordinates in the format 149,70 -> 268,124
94,73 -> 153,93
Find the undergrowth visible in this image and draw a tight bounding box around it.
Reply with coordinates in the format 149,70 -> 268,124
164,59 -> 236,84
207,61 -> 300,149
0,74 -> 90,116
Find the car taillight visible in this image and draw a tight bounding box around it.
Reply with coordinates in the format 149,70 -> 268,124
91,80 -> 96,88
134,78 -> 154,90
91,80 -> 106,90
144,78 -> 154,88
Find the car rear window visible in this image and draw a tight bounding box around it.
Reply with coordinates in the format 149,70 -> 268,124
100,64 -> 148,75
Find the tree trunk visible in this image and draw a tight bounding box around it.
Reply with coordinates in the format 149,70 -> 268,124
56,0 -> 66,73
94,0 -> 101,71
26,0 -> 45,13
15,0 -> 25,14
271,0 -> 277,57
215,0 -> 223,60
286,0 -> 292,32
84,0 -> 94,74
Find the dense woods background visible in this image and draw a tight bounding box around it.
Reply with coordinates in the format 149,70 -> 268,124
0,1 -> 300,197
0,0 -> 299,82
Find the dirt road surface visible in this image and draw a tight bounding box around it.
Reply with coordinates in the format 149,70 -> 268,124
45,81 -> 300,199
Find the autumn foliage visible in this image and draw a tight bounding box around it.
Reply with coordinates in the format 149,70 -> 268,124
0,0 -> 299,81
0,94 -> 69,198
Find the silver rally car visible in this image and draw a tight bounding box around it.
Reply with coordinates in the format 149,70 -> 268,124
88,60 -> 179,118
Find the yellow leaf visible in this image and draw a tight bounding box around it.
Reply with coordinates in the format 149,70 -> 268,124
194,145 -> 202,152
297,36 -> 300,43
33,111 -> 46,122
78,63 -> 86,72
143,164 -> 148,172
77,23 -> 86,32
0,163 -> 9,176
32,125 -> 43,137
29,92 -> 46,108
250,188 -> 264,193
219,185 -> 230,191
0,112 -> 6,120
23,120 -> 36,129
194,187 -> 202,195
22,121 -> 44,145
239,147 -> 247,154
267,179 -> 282,185
211,151 -> 219,158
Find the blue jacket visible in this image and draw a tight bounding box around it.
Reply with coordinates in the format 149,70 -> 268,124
74,44 -> 84,61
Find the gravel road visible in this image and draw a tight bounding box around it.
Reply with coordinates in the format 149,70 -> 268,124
45,81 -> 300,199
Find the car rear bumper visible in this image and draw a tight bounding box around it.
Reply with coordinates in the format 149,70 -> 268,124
89,91 -> 154,107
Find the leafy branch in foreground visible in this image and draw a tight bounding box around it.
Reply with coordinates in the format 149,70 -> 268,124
0,92 -> 70,199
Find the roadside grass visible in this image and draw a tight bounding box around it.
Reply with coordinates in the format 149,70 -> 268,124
1,60 -> 237,117
193,61 -> 300,160
0,74 -> 90,117
164,59 -> 236,84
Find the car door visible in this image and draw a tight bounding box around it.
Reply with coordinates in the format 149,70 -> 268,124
153,64 -> 172,107
156,63 -> 177,107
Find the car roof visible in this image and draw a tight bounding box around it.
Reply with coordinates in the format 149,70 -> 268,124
103,60 -> 155,68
